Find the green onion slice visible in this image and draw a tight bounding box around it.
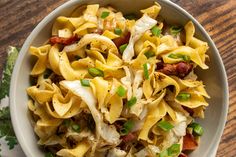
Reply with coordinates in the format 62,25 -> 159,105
45,152 -> 54,157
144,51 -> 155,59
151,26 -> 162,37
127,96 -> 137,108
80,79 -> 90,87
189,122 -> 204,136
170,25 -> 183,35
168,53 -> 190,61
157,120 -> 174,131
176,93 -> 191,101
143,63 -> 149,79
159,150 -> 168,157
114,28 -> 122,35
101,11 -> 110,19
119,44 -> 128,54
120,120 -> 134,135
72,124 -> 81,133
116,85 -> 126,97
167,143 -> 181,156
88,68 -> 104,77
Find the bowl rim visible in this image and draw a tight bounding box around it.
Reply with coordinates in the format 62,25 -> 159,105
10,0 -> 229,157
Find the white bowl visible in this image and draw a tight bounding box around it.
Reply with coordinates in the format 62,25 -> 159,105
10,0 -> 229,157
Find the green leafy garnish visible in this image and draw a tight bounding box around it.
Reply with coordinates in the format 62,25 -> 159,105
0,46 -> 19,99
124,14 -> 137,20
151,26 -> 162,37
144,51 -> 155,59
159,150 -> 168,157
189,122 -> 204,136
176,93 -> 191,101
127,97 -> 137,108
168,54 -> 190,61
157,121 -> 174,131
80,79 -> 90,87
170,26 -> 183,35
120,120 -> 134,135
159,143 -> 181,157
72,124 -> 81,133
116,85 -> 126,97
101,11 -> 110,19
88,68 -> 104,77
45,152 -> 54,157
143,63 -> 149,79
119,44 -> 128,54
114,28 -> 122,35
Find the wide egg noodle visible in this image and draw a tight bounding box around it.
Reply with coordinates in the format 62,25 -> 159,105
48,44 -> 61,75
140,2 -> 161,19
29,45 -> 51,75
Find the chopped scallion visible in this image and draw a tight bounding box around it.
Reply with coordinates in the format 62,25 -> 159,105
127,97 -> 137,108
157,120 -> 174,131
114,28 -> 122,35
168,53 -> 190,61
167,143 -> 181,156
72,124 -> 81,133
143,63 -> 149,79
101,11 -> 110,19
170,25 -> 183,35
116,85 -> 126,97
88,68 -> 104,77
189,122 -> 204,136
151,26 -> 162,37
144,51 -> 155,59
159,150 -> 168,157
120,120 -> 134,135
80,79 -> 90,87
119,44 -> 128,54
176,93 -> 191,101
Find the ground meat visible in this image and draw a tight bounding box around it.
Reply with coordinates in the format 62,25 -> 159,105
113,32 -> 131,48
121,132 -> 136,143
49,35 -> 79,45
156,62 -> 193,78
182,133 -> 198,151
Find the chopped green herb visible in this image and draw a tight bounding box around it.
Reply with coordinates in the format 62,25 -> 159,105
72,124 -> 81,133
124,14 -> 137,20
189,122 -> 204,136
159,150 -> 168,157
62,119 -> 71,127
5,136 -> 18,150
120,120 -> 134,135
157,120 -> 174,131
88,68 -> 104,77
101,11 -> 110,19
170,25 -> 183,35
114,28 -> 122,35
80,79 -> 90,87
119,44 -> 128,54
144,51 -> 155,59
167,143 -> 181,156
116,85 -> 126,97
75,55 -> 81,60
127,97 -> 137,108
143,63 -> 149,79
168,54 -> 190,62
45,152 -> 54,157
176,93 -> 191,101
151,26 -> 162,37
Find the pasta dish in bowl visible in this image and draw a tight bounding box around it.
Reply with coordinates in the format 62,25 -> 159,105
27,2 -> 210,157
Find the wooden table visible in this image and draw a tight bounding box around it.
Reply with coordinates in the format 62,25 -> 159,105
0,0 -> 235,156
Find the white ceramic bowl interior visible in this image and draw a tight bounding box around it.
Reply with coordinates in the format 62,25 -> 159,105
10,0 -> 229,157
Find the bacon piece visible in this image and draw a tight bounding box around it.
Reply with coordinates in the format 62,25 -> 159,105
113,32 -> 131,48
121,133 -> 136,143
179,153 -> 188,157
49,35 -> 79,45
182,133 -> 198,151
156,62 -> 193,78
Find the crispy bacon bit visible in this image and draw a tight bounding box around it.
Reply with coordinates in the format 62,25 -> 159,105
49,35 -> 79,45
179,153 -> 188,157
156,62 -> 193,78
183,133 -> 198,151
113,32 -> 131,48
121,132 -> 136,143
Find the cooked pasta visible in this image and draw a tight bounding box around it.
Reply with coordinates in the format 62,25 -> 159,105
27,2 -> 210,157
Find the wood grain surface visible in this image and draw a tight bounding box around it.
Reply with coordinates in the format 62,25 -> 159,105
0,0 -> 235,156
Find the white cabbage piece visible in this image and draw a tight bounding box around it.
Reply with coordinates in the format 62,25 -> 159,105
122,14 -> 157,62
60,80 -> 120,145
107,148 -> 127,157
173,112 -> 188,137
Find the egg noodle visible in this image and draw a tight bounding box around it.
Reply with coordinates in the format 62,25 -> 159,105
27,2 -> 210,157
